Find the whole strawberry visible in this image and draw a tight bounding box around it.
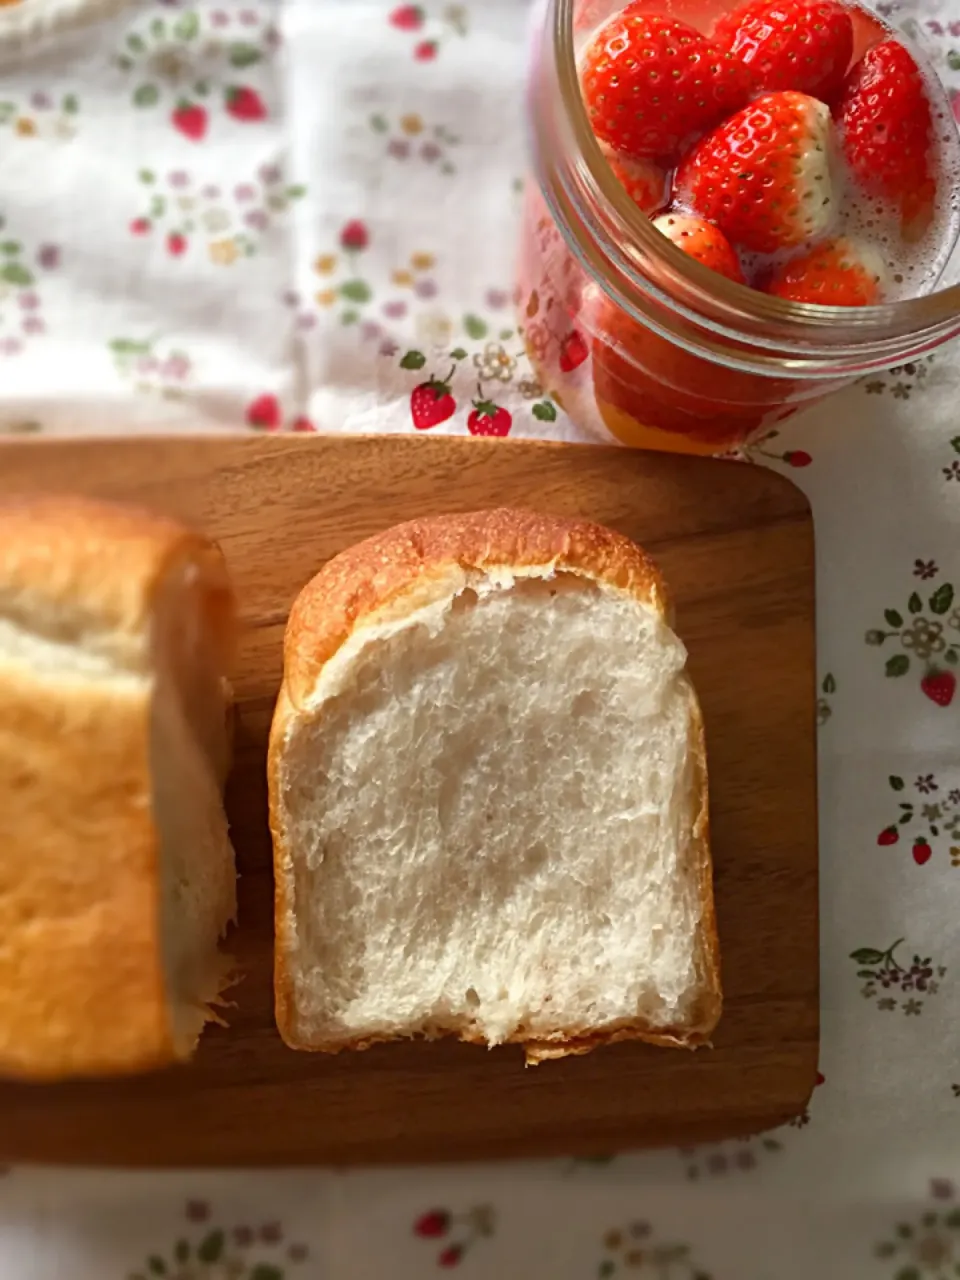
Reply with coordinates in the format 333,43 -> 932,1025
674,90 -> 837,253
410,374 -> 456,430
599,141 -> 667,214
580,7 -> 756,161
765,237 -> 887,305
652,212 -> 745,283
713,0 -> 853,103
835,40 -> 936,239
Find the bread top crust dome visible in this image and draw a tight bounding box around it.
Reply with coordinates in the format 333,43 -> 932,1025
281,508 -> 673,708
0,494 -> 235,673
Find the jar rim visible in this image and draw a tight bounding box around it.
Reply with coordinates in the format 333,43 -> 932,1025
543,0 -> 960,367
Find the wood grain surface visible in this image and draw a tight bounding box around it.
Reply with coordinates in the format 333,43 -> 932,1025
0,435 -> 819,1167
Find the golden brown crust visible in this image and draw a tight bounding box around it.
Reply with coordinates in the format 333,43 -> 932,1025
279,508 -> 671,710
270,508 -> 719,1061
0,494 -> 234,672
0,494 -> 233,1079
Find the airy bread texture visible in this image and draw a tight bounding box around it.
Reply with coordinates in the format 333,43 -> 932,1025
269,510 -> 720,1064
0,496 -> 237,1079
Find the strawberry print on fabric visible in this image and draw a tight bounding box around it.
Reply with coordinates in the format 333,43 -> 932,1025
129,165 -> 305,265
747,429 -> 814,469
0,91 -> 79,140
876,771 -> 960,866
244,393 -> 315,434
865,567 -> 959,707
127,1198 -> 309,1279
114,5 -> 278,139
388,3 -> 469,62
874,1178 -> 960,1276
0,224 -> 60,359
412,1203 -> 495,1269
597,1222 -> 714,1279
850,938 -> 945,1014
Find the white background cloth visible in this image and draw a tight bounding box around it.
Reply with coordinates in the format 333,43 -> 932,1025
4,0 -> 960,1276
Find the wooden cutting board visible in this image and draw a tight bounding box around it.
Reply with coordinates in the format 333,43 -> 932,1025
0,435 -> 818,1167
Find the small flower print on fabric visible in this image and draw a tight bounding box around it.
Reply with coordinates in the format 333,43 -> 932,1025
597,1222 -> 713,1279
0,222 -> 61,358
127,1199 -> 308,1279
370,112 -> 460,172
130,165 -> 305,263
862,355 -> 935,400
680,1135 -> 783,1180
865,568 -> 959,707
412,1204 -> 495,1269
817,672 -> 836,726
109,336 -> 193,400
244,394 -> 315,434
876,772 -> 960,866
943,436 -> 960,483
874,1178 -> 960,1278
0,91 -> 79,140
850,939 -> 945,1014
114,6 -> 278,138
388,4 -> 469,61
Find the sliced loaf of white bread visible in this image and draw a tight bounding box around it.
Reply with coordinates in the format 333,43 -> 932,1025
268,509 -> 720,1064
0,496 -> 238,1079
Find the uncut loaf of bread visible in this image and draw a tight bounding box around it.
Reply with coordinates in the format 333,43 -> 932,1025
0,496 -> 238,1079
268,509 -> 720,1064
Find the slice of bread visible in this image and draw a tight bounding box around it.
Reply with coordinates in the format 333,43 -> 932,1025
0,495 -> 238,1079
269,509 -> 720,1064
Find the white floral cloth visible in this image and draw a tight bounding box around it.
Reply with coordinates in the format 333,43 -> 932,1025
4,0 -> 960,1277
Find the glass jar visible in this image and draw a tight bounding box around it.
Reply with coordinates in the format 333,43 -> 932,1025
520,0 -> 960,454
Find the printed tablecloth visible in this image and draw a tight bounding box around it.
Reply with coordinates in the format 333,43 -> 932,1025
3,0 -> 960,1276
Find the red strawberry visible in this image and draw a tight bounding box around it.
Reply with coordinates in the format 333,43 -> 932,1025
438,1245 -> 463,1268
246,393 -> 281,430
921,669 -> 956,707
410,375 -> 456,429
340,219 -> 369,251
166,232 -> 187,257
877,826 -> 899,846
414,1211 -> 449,1239
225,85 -> 267,122
835,40 -> 936,239
130,217 -> 151,235
468,398 -> 512,437
764,237 -> 887,306
389,3 -> 424,29
171,101 -> 207,141
291,416 -> 316,433
559,330 -> 589,372
784,449 -> 812,466
580,8 -> 756,161
675,91 -> 837,253
912,836 -> 931,865
652,212 -> 745,284
712,0 -> 853,103
415,39 -> 438,60
599,141 -> 667,214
